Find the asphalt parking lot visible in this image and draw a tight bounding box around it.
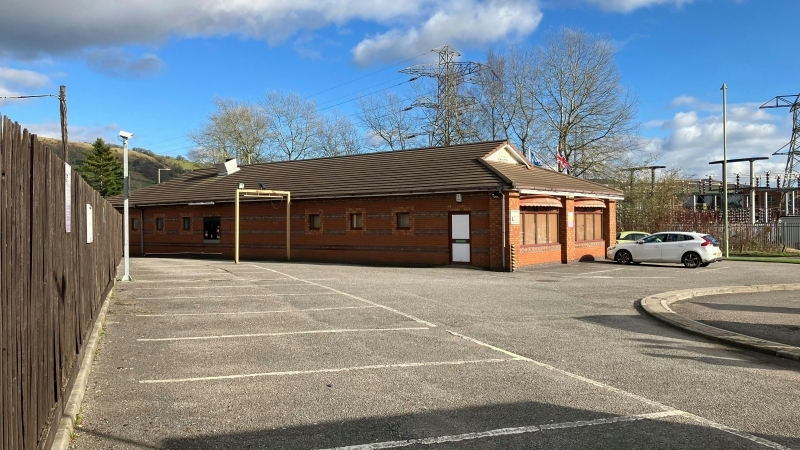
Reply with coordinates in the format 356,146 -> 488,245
72,258 -> 800,449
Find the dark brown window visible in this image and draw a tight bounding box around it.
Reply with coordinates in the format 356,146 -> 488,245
309,214 -> 321,230
575,211 -> 603,241
183,217 -> 192,230
156,217 -> 164,231
131,218 -> 140,231
350,213 -> 363,230
396,212 -> 410,229
522,212 -> 558,245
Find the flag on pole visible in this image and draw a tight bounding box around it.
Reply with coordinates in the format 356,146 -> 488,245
555,152 -> 572,172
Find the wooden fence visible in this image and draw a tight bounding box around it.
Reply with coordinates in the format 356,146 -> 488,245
1,116 -> 122,449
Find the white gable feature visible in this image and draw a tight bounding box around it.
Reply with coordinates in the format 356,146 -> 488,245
483,145 -> 529,166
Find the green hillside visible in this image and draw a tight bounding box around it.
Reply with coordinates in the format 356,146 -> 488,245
39,137 -> 207,191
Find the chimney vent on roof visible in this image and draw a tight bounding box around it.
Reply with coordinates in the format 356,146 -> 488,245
215,158 -> 240,176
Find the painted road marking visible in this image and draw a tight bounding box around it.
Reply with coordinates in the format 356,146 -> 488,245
136,305 -> 380,317
444,330 -> 791,450
135,293 -> 341,300
137,326 -> 430,342
132,283 -> 312,290
252,265 -> 438,328
139,358 -> 514,384
316,410 -> 685,450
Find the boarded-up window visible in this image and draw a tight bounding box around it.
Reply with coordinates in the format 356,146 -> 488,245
575,211 -> 603,241
522,211 -> 559,245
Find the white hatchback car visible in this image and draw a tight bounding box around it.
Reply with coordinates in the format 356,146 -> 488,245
606,231 -> 722,268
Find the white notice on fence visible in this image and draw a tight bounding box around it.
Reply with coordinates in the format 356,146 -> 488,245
86,204 -> 94,243
65,163 -> 72,233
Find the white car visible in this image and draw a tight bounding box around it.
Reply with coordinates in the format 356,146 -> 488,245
606,231 -> 722,268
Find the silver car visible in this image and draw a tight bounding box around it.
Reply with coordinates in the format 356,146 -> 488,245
606,231 -> 722,268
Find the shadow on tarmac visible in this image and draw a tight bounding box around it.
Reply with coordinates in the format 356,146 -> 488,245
82,402 -> 800,450
76,400 -> 800,450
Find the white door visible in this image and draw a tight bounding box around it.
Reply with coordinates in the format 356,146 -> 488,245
634,233 -> 664,261
451,213 -> 471,263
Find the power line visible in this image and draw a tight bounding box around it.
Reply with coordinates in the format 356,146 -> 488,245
305,50 -> 434,99
0,94 -> 57,99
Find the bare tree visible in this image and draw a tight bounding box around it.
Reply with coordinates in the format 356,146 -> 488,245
316,111 -> 364,157
530,28 -> 642,178
357,92 -> 425,150
187,96 -> 268,165
470,49 -> 514,142
260,91 -> 321,161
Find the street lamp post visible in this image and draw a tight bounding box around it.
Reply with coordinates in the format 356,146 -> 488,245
119,131 -> 133,282
721,84 -> 729,258
158,168 -> 171,184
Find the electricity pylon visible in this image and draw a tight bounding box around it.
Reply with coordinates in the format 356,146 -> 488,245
760,94 -> 800,188
401,45 -> 485,146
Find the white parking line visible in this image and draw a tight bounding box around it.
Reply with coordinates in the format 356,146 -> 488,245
136,305 -> 380,317
139,358 -> 513,384
317,410 -> 685,450
135,293 -> 340,300
132,283 -> 311,290
444,330 -> 790,450
581,268 -> 624,275
251,265 -> 438,328
137,326 -> 430,342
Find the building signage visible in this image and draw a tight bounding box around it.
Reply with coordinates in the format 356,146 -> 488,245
567,211 -> 574,228
510,209 -> 520,225
65,163 -> 71,232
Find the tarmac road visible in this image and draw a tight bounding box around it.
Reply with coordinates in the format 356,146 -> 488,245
70,258 -> 800,449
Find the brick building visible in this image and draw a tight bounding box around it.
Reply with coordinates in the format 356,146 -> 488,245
112,141 -> 623,271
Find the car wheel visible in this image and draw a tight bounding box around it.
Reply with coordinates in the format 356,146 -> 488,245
616,250 -> 633,265
682,252 -> 701,269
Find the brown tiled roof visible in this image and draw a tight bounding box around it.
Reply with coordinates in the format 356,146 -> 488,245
110,140 -> 622,207
482,160 -> 623,197
111,141 -> 510,207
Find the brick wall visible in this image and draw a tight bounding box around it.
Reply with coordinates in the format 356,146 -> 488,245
121,192 -> 506,270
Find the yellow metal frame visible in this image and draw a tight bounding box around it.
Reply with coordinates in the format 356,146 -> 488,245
234,189 -> 291,264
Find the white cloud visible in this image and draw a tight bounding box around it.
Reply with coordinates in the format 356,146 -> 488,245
584,0 -> 693,13
0,67 -> 52,106
646,102 -> 791,179
20,121 -> 120,144
352,0 -> 543,65
0,0 -> 543,67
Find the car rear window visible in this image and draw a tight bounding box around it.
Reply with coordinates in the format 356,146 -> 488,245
702,235 -> 719,245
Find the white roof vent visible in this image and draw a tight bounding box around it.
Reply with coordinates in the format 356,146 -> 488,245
215,158 -> 240,176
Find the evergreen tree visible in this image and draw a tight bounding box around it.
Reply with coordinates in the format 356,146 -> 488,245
79,138 -> 123,197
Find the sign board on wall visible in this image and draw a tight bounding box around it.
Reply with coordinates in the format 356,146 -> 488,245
567,211 -> 574,228
509,209 -> 520,225
65,163 -> 71,232
86,204 -> 94,243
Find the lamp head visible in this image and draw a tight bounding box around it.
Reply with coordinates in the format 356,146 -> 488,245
119,130 -> 133,139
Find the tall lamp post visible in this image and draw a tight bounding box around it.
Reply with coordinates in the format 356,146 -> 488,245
120,131 -> 133,282
158,168 -> 171,184
721,84 -> 729,258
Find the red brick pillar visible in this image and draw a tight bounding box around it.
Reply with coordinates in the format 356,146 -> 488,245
507,192 -> 520,271
604,200 -> 617,250
560,197 -> 575,263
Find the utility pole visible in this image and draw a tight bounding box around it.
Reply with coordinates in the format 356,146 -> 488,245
401,45 -> 485,146
59,85 -> 69,162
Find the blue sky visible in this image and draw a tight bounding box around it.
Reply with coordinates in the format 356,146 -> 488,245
0,0 -> 797,180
